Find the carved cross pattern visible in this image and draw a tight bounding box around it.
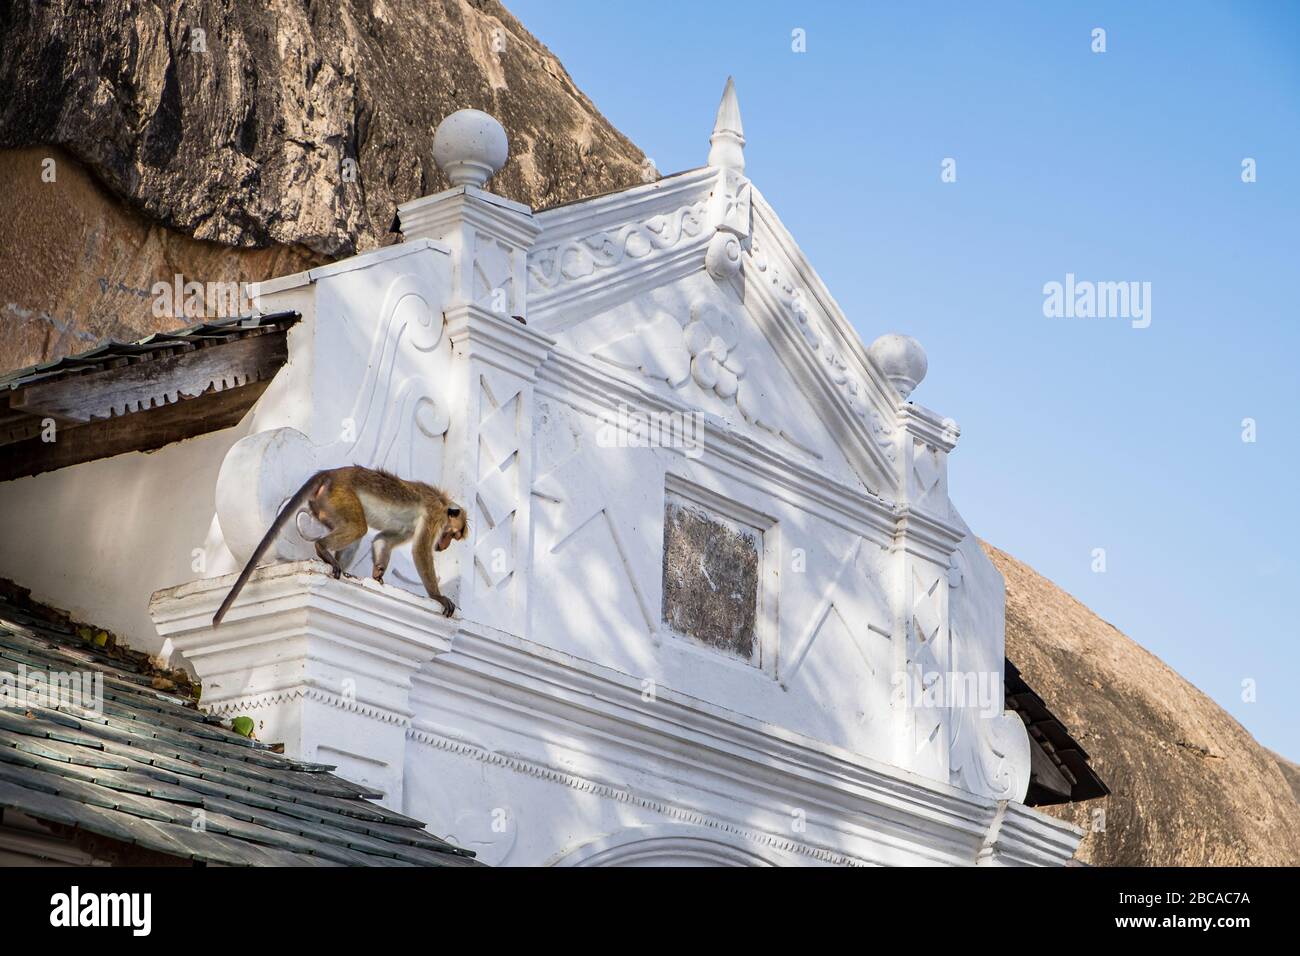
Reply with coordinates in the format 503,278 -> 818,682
912,440 -> 942,499
909,568 -> 946,754
911,570 -> 944,666
473,235 -> 514,311
717,171 -> 752,237
475,371 -> 521,588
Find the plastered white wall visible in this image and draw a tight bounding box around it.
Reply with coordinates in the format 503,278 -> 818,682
0,421 -> 247,654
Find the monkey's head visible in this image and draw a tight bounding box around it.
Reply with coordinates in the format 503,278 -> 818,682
437,504 -> 469,551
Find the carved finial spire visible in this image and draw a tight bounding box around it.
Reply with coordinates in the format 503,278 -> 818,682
708,76 -> 745,172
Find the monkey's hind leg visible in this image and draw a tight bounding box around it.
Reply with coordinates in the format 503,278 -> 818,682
315,522 -> 367,579
336,539 -> 364,578
310,479 -> 367,579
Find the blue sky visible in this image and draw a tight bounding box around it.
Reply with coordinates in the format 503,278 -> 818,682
511,1 -> 1299,757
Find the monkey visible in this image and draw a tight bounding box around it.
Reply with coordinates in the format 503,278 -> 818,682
212,466 -> 468,626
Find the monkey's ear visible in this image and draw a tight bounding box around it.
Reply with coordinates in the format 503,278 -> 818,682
447,506 -> 462,518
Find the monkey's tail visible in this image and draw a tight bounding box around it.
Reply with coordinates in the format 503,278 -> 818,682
212,472 -> 328,626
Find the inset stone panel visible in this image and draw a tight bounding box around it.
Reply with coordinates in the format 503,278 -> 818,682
661,492 -> 761,663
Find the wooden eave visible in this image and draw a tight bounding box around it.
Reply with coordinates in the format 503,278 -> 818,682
0,312 -> 299,482
1006,658 -> 1111,806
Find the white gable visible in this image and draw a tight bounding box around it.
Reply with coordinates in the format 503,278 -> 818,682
493,93 -> 1029,809
526,163 -> 907,498
2,90 -> 1080,867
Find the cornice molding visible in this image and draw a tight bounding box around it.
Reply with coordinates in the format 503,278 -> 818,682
894,504 -> 968,559
407,725 -> 867,867
398,185 -> 542,248
445,304 -> 556,380
536,346 -> 900,542
248,238 -> 452,298
526,170 -> 718,332
977,801 -> 1084,867
148,562 -> 460,805
412,624 -> 1012,866
149,561 -> 456,714
522,171 -> 925,501
898,402 -> 960,453
204,684 -> 412,727
749,190 -> 901,418
533,167 -> 717,243
146,562 -> 1078,865
742,199 -> 902,493
531,238 -> 712,335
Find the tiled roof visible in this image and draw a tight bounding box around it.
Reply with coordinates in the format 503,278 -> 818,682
0,312 -> 302,482
0,312 -> 299,392
0,586 -> 480,867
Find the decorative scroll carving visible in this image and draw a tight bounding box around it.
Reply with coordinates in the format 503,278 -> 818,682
947,537 -> 1031,800
705,230 -> 743,281
867,411 -> 895,462
216,274 -> 450,586
320,278 -> 449,583
329,279 -> 447,475
216,426 -> 320,566
594,311 -> 692,388
526,201 -> 708,294
949,648 -> 1032,801
683,302 -> 743,398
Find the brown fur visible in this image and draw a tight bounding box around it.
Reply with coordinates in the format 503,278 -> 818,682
213,466 -> 468,625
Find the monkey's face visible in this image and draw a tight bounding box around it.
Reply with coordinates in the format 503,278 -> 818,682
436,504 -> 469,552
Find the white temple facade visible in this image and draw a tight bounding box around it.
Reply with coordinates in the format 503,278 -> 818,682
0,82 -> 1083,865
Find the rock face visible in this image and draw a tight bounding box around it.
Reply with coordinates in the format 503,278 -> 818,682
0,146 -> 323,374
0,0 -> 646,369
986,541 -> 1300,866
0,0 -> 646,256
1274,753 -> 1300,806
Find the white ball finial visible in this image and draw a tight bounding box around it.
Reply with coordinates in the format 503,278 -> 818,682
432,109 -> 508,188
867,333 -> 928,399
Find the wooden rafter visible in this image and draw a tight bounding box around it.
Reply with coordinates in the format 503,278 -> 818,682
0,314 -> 298,482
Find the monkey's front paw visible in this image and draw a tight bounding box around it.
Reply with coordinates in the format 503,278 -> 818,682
438,597 -> 456,618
